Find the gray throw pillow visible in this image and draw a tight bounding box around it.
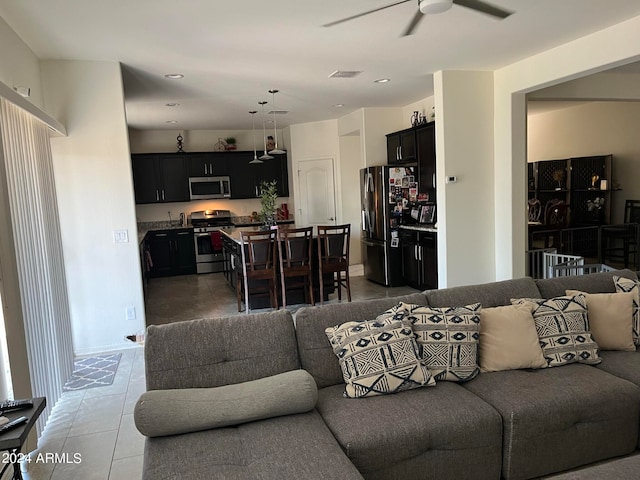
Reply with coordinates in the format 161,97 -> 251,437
134,369 -> 318,437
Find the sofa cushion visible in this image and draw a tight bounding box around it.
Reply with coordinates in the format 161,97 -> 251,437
296,293 -> 428,388
145,310 -> 300,390
478,305 -> 547,372
424,276 -> 541,308
597,350 -> 640,386
463,364 -> 640,479
135,370 -> 318,437
535,268 -> 637,299
513,294 -> 601,367
386,302 -> 481,382
316,383 -> 502,480
543,453 -> 640,479
325,316 -> 435,398
566,289 -> 635,351
142,410 -> 364,480
613,275 -> 640,345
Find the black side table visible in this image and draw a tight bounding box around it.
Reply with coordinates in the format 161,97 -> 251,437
0,397 -> 46,480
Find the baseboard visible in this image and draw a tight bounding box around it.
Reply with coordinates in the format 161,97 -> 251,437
349,264 -> 364,277
74,340 -> 141,357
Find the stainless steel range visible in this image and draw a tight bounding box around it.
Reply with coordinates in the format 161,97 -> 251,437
191,209 -> 233,274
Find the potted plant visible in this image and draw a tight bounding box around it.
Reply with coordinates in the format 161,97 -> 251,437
225,137 -> 237,150
259,180 -> 278,229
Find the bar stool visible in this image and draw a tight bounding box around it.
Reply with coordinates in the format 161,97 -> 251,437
317,224 -> 351,304
237,230 -> 278,313
276,226 -> 314,308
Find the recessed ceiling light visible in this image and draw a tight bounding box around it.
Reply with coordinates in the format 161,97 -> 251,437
164,74 -> 184,79
165,103 -> 180,107
333,104 -> 345,108
166,120 -> 178,124
374,78 -> 391,83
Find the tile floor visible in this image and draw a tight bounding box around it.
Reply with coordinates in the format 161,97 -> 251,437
22,272 -> 418,479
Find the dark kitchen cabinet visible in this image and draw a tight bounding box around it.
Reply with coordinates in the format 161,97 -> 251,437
229,151 -> 289,199
387,128 -> 417,164
387,123 -> 437,201
187,152 -> 230,177
131,154 -> 189,204
146,228 -> 196,277
400,229 -> 438,290
416,124 -> 436,199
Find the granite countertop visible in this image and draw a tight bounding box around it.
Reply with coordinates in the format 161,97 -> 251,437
231,216 -> 294,227
399,224 -> 437,233
137,221 -> 193,244
220,226 -> 269,244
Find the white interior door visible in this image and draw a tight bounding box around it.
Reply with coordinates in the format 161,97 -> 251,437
297,158 -> 337,227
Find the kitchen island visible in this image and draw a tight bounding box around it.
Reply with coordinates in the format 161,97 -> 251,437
220,226 -> 332,310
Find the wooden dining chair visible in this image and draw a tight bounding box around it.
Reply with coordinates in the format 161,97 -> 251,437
276,226 -> 314,308
317,224 -> 351,305
237,230 -> 277,313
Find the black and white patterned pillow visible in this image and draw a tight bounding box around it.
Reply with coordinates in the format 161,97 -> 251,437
325,317 -> 435,398
613,276 -> 640,346
512,294 -> 600,367
385,302 -> 481,382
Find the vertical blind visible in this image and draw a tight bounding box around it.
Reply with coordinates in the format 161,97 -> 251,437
0,98 -> 74,434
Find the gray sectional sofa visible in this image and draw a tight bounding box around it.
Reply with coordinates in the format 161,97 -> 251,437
136,270 -> 640,480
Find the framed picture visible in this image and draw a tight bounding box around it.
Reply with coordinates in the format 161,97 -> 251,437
419,204 -> 436,224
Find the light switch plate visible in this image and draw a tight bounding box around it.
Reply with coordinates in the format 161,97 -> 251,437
114,230 -> 129,243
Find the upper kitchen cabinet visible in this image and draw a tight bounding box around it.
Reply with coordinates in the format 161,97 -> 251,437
187,152 -> 230,177
131,153 -> 190,204
228,152 -> 289,199
387,128 -> 417,164
416,124 -> 436,197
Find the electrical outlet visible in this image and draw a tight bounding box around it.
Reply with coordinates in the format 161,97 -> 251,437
126,306 -> 136,321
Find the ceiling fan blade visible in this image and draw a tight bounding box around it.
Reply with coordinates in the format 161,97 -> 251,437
453,0 -> 513,19
402,10 -> 425,36
323,0 -> 412,27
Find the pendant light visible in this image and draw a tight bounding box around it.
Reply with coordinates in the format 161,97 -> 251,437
258,101 -> 274,160
268,89 -> 286,155
248,110 -> 263,164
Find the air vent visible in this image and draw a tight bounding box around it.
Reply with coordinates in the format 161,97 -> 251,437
328,70 -> 363,79
267,110 -> 288,115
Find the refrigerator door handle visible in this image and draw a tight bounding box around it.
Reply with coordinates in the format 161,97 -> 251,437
362,210 -> 366,231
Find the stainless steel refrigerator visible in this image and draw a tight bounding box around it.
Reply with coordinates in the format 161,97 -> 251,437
361,166 -> 416,286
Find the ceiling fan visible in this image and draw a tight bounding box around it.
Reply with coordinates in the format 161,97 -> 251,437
324,0 -> 514,37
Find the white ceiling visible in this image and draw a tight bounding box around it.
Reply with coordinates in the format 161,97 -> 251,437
2,0 -> 640,131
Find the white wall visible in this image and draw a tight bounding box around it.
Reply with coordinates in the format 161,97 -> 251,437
435,71 -> 495,287
42,60 -> 144,355
289,119 -> 341,224
338,134 -> 362,264
362,108 -> 404,167
528,101 -> 640,223
0,16 -> 44,111
494,14 -> 640,279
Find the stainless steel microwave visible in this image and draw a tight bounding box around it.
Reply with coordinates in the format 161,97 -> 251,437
189,176 -> 231,200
